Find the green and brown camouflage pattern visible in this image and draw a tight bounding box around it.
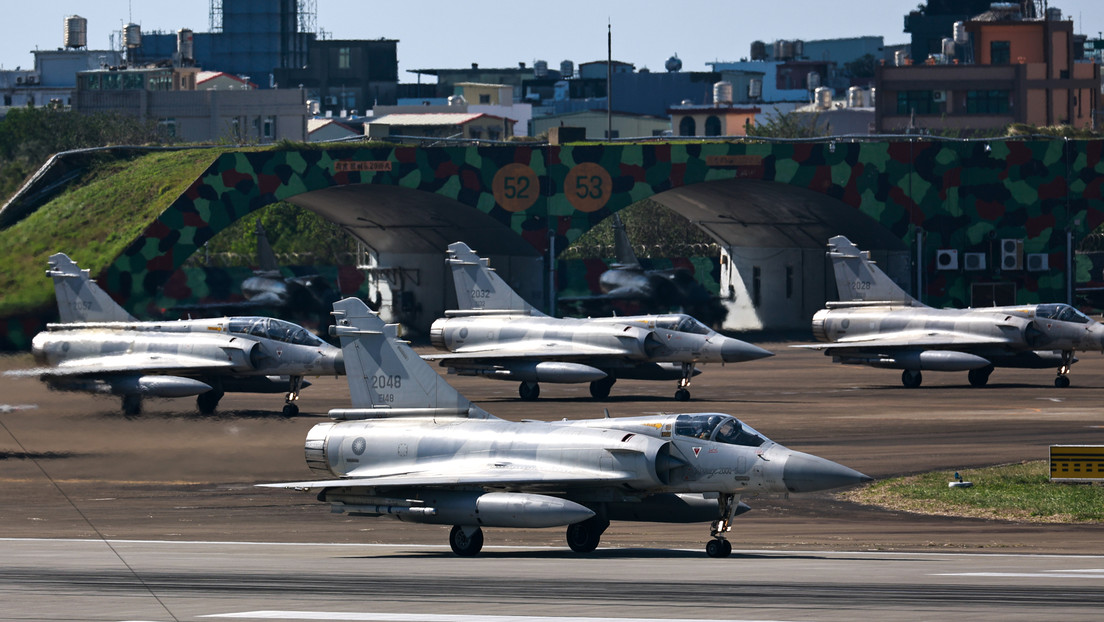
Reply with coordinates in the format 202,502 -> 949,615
72,139 -> 1104,318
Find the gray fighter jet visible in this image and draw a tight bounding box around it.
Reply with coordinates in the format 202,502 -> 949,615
7,253 -> 343,415
425,242 -> 772,401
262,297 -> 870,557
796,235 -> 1104,388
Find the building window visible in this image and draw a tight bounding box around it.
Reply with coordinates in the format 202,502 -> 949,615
678,116 -> 696,136
785,265 -> 794,299
965,90 -> 1009,114
479,94 -> 491,104
704,116 -> 722,136
488,128 -> 501,141
468,127 -> 482,139
338,47 -> 351,69
896,90 -> 936,115
990,41 -> 1010,65
263,116 -> 275,139
604,129 -> 620,139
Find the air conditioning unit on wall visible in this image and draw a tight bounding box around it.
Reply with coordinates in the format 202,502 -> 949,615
1027,253 -> 1049,271
964,252 -> 986,270
1001,239 -> 1024,270
936,249 -> 958,270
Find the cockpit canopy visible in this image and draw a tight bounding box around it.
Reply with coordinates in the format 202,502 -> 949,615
653,314 -> 713,335
1036,304 -> 1093,325
673,414 -> 768,447
228,317 -> 325,346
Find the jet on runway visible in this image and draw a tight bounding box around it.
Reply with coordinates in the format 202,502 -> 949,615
796,236 -> 1104,388
7,253 -> 343,415
262,297 -> 870,557
425,242 -> 772,401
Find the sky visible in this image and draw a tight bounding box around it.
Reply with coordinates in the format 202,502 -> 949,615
3,1 -> 1104,80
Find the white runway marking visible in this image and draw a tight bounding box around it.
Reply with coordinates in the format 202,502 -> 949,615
202,613 -> 802,622
936,569 -> 1104,579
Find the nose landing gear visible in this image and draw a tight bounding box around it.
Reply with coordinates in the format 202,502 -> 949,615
675,363 -> 694,401
706,493 -> 740,558
1054,351 -> 1073,388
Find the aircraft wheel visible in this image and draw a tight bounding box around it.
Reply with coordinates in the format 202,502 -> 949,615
705,538 -> 732,558
566,516 -> 608,553
589,377 -> 615,399
122,395 -> 142,416
518,382 -> 540,401
901,370 -> 922,388
282,403 -> 300,417
197,390 -> 223,415
1055,375 -> 1071,388
968,366 -> 993,387
674,388 -> 690,401
449,525 -> 484,557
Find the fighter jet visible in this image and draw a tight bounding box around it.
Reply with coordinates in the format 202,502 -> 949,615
425,242 -> 772,401
796,235 -> 1104,388
262,297 -> 870,557
6,253 -> 343,415
560,213 -> 727,325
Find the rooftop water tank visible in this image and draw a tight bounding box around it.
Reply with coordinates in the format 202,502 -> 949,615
177,28 -> 194,62
942,37 -> 956,57
953,21 -> 968,45
560,60 -> 574,79
713,81 -> 733,105
750,40 -> 767,60
814,86 -> 832,109
807,71 -> 821,90
64,15 -> 87,49
123,23 -> 141,49
847,86 -> 863,107
665,54 -> 682,72
534,60 -> 548,78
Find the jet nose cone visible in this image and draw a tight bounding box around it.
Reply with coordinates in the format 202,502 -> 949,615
721,338 -> 774,363
782,451 -> 873,493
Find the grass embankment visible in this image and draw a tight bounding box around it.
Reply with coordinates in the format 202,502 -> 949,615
843,461 -> 1104,523
0,148 -> 229,316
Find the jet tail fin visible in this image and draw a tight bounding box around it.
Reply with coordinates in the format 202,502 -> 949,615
254,219 -> 279,274
610,213 -> 642,270
827,236 -> 922,306
47,253 -> 137,323
446,242 -> 545,316
330,297 -> 495,419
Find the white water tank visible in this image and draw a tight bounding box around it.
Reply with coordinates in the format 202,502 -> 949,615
177,28 -> 194,61
713,81 -> 733,105
64,15 -> 87,49
847,86 -> 863,107
814,86 -> 832,109
894,50 -> 908,66
953,21 -> 968,45
807,71 -> 821,90
123,23 -> 142,49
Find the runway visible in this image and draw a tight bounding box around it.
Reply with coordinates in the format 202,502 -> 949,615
4,537 -> 1103,621
3,342 -> 1104,620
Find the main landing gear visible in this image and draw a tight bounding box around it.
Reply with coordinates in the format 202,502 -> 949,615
901,369 -> 922,388
283,376 -> 303,416
706,493 -> 739,558
1055,350 -> 1073,388
589,376 -> 616,399
675,363 -> 695,401
449,525 -> 484,556
519,381 -> 540,401
121,394 -> 142,416
566,516 -> 609,553
968,365 -> 994,387
197,385 -> 224,414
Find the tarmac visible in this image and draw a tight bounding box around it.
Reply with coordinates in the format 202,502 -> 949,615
2,342 -> 1104,620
